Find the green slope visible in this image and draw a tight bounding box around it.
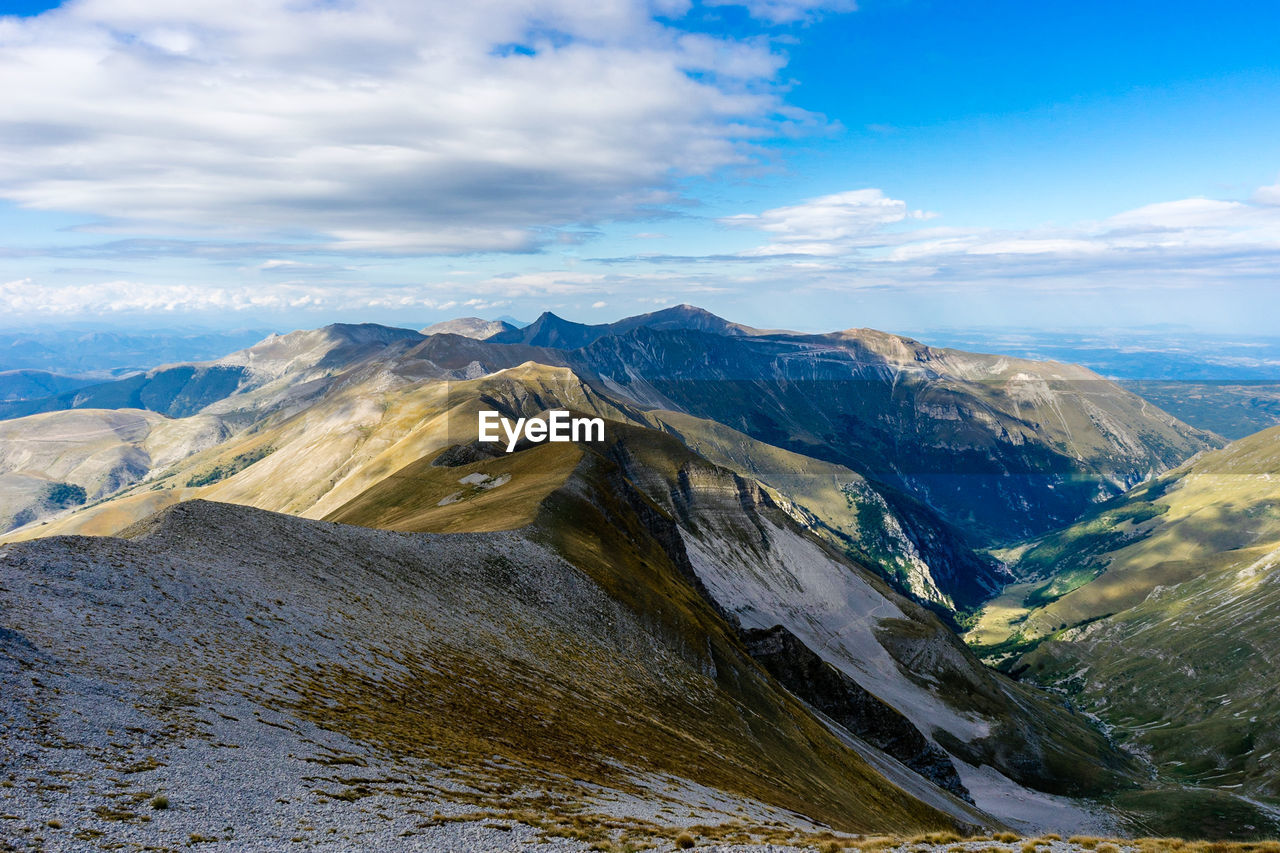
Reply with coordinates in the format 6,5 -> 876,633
970,424 -> 1280,806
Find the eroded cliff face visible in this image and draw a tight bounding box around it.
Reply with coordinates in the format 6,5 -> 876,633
742,624 -> 970,802
579,426 -> 1136,807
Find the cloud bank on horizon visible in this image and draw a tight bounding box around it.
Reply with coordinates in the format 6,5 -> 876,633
0,0 -> 1278,332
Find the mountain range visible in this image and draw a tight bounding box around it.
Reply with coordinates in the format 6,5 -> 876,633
0,305 -> 1274,846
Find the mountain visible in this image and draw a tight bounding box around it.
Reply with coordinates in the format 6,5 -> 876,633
969,424 -> 1280,808
486,304 -> 755,348
0,499 -> 976,849
324,410 -> 1138,811
420,317 -> 518,339
0,323 -> 426,424
0,311 -> 1216,593
2,362 -> 1139,828
566,325 -> 1219,544
0,369 -> 95,402
6,307 -> 1269,839
633,408 -> 1010,611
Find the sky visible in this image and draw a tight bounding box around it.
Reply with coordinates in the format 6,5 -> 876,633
0,0 -> 1278,333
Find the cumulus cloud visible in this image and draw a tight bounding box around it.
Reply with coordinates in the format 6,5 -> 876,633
720,189 -> 933,256
880,188 -> 1280,281
0,0 -> 833,255
618,180 -> 1280,293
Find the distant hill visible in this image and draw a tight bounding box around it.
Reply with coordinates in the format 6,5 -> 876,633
420,317 -> 517,339
0,369 -> 95,401
0,327 -> 272,375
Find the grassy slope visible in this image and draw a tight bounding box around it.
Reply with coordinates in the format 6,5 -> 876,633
968,425 -> 1280,803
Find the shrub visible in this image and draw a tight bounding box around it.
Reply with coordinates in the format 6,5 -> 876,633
45,482 -> 87,508
186,446 -> 275,487
676,832 -> 696,849
151,794 -> 169,810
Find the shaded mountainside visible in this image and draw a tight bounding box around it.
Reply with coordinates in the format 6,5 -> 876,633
487,304 -> 756,348
970,424 -> 1280,808
0,369 -> 95,402
567,325 -> 1218,544
743,624 -> 970,801
0,498 -> 977,848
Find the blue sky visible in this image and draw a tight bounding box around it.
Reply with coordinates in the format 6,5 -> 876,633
0,0 -> 1277,333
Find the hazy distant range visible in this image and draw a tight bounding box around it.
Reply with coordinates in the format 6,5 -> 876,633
913,328 -> 1280,439
4,323 -> 1279,439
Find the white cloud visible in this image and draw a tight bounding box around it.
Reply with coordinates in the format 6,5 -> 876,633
0,0 -> 838,255
1253,179 -> 1280,206
721,188 -> 933,256
641,180 -> 1280,293
704,0 -> 857,24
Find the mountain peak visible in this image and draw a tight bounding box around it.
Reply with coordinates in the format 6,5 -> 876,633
420,317 -> 517,340
486,304 -> 753,350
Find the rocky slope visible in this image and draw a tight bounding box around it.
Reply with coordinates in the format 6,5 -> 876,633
0,495 -> 980,850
